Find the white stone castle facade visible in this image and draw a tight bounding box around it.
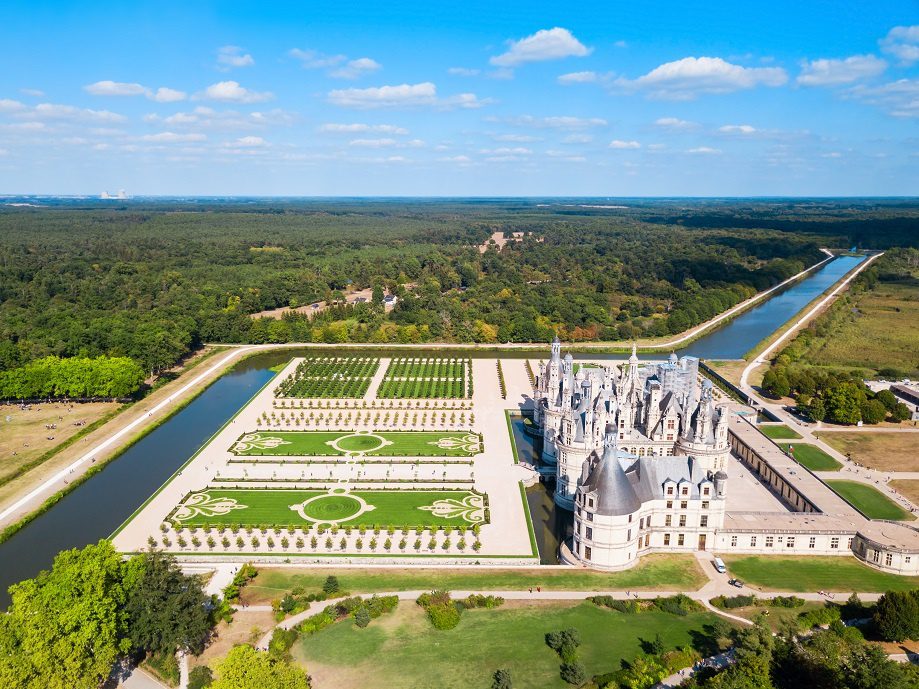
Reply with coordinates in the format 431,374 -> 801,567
532,338 -> 731,570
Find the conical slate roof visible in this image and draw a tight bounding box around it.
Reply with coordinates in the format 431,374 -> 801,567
583,432 -> 641,516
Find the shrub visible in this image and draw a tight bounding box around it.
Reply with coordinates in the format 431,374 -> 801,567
417,590 -> 462,630
769,595 -> 806,609
323,575 -> 340,595
463,594 -> 505,609
354,606 -> 371,628
187,665 -> 213,689
588,595 -> 639,614
559,661 -> 587,686
711,594 -> 756,609
798,604 -> 842,629
492,668 -> 513,689
653,594 -> 702,616
268,627 -> 299,658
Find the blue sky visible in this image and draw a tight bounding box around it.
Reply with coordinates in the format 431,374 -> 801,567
0,1 -> 917,196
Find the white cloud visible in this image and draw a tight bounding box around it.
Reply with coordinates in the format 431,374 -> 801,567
327,82 -> 487,109
448,67 -> 480,77
490,27 -> 591,67
217,45 -> 254,69
84,80 -> 148,96
609,139 -> 641,149
199,81 -> 273,103
289,48 -> 346,69
847,78 -> 919,118
500,115 -> 607,129
320,123 -> 409,134
619,56 -> 787,100
614,40 -> 628,49
439,155 -> 472,163
31,103 -> 126,122
686,146 -> 721,154
139,131 -> 207,143
479,146 -> 532,155
149,106 -> 294,130
719,124 -> 757,134
562,133 -> 592,144
797,55 -> 887,86
880,25 -> 919,65
330,57 -> 382,79
152,87 -> 187,103
20,88 -> 45,97
655,117 -> 697,129
492,133 -> 541,142
349,138 -> 398,147
84,81 -> 187,102
558,71 -> 598,84
230,135 -> 267,147
0,99 -> 26,113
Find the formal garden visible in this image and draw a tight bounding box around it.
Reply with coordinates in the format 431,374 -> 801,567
377,357 -> 472,399
230,430 -> 483,457
167,487 -> 489,529
274,356 -> 380,398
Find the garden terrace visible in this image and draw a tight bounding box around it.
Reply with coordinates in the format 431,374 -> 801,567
230,431 -> 483,457
377,357 -> 472,399
167,488 -> 489,529
256,408 -> 474,431
274,357 -> 380,399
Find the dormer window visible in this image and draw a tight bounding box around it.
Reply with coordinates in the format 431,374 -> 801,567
666,486 -> 674,496
703,486 -> 710,496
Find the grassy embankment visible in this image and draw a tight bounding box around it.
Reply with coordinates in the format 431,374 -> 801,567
725,555 -> 919,592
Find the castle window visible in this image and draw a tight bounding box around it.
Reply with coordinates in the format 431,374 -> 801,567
703,487 -> 710,496
765,537 -> 774,548
666,501 -> 673,509
680,501 -> 688,509
664,534 -> 671,546
586,512 -> 593,522
667,420 -> 675,430
677,534 -> 685,546
588,498 -> 594,508
886,553 -> 893,567
586,527 -> 593,540
786,537 -> 795,548
702,501 -> 709,510
584,546 -> 592,560
666,434 -> 673,441
639,517 -> 644,529
679,515 -> 687,527
667,486 -> 674,496
700,515 -> 708,528
907,557 -> 912,564
751,536 -> 757,547
627,529 -> 631,540
830,537 -> 839,549
730,536 -> 738,547
873,550 -> 880,563
628,514 -> 633,523
665,515 -> 672,527
681,486 -> 689,496
809,537 -> 816,549
644,534 -> 650,547
847,538 -> 854,549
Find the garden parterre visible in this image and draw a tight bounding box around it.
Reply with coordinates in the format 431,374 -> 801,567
377,357 -> 472,399
275,356 -> 379,399
230,431 -> 483,457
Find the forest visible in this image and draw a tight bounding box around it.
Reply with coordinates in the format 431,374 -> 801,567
1,198 -> 916,379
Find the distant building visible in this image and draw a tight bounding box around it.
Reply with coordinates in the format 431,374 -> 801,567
100,189 -> 129,200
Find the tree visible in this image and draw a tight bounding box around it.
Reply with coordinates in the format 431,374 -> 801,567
323,575 -> 340,595
891,402 -> 911,423
211,645 -> 311,689
876,389 -> 899,411
492,668 -> 513,689
560,661 -> 587,686
354,606 -> 371,628
825,382 -> 866,425
123,550 -> 212,655
861,399 -> 887,425
650,633 -> 665,655
188,665 -> 214,689
807,396 -> 827,423
874,590 -> 919,642
4,540 -> 131,689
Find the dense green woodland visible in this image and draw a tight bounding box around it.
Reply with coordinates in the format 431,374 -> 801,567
1,199 -> 916,386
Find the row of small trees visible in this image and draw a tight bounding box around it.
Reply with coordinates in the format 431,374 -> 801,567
0,355 -> 145,399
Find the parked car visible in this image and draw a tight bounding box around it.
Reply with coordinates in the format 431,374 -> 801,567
728,579 -> 744,588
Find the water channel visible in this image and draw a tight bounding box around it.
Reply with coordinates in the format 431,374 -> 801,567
0,254 -> 866,604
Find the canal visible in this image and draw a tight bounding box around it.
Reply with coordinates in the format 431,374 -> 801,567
0,254 -> 865,602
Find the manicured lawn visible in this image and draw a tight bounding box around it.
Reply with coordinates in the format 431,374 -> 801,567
822,432 -> 919,473
825,480 -> 914,521
231,431 -> 483,457
240,554 -> 707,604
759,424 -> 802,440
294,601 -> 726,689
722,601 -> 826,632
778,443 -> 842,471
169,488 -> 488,528
724,555 -> 919,592
378,357 -> 472,399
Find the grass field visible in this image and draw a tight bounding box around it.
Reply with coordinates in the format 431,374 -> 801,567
240,555 -> 707,604
722,601 -> 825,632
825,480 -> 914,520
759,424 -> 803,440
778,443 -> 842,471
797,280 -> 919,378
822,432 -> 919,472
890,480 -> 919,506
294,601 -> 726,689
169,488 -> 488,528
724,555 -> 919,592
0,401 -> 119,486
231,431 -> 482,457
